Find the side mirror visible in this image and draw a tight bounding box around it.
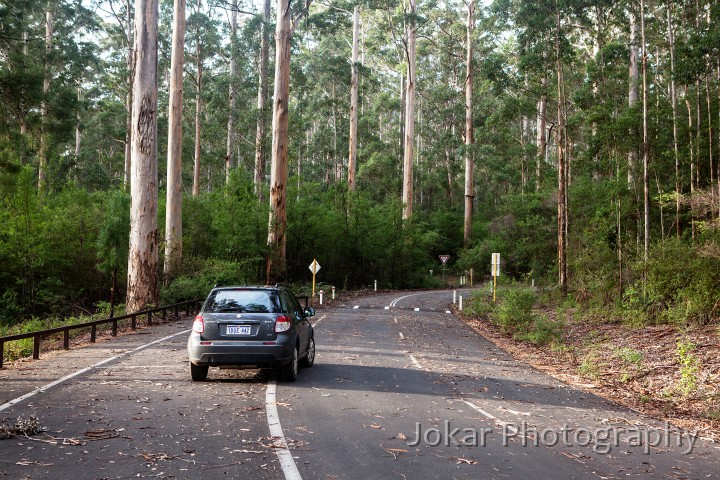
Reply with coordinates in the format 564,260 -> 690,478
304,307 -> 316,318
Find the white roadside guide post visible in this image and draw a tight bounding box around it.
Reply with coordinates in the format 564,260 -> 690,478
332,286 -> 335,300
309,259 -> 321,299
491,253 -> 501,302
319,290 -> 324,305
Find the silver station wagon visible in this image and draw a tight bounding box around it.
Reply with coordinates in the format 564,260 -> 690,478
187,285 -> 316,381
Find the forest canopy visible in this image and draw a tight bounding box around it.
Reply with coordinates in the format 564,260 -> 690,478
0,0 -> 719,327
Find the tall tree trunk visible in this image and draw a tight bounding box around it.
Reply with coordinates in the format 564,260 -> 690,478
124,0 -> 134,191
463,0 -> 474,248
225,0 -> 237,185
402,0 -> 417,221
685,88 -> 695,240
164,0 -> 186,284
20,31 -> 28,136
192,0 -> 203,196
254,0 -> 270,199
641,0 -> 649,263
536,76 -> 546,192
667,3 -> 681,237
38,6 -> 54,193
347,5 -> 360,192
555,1 -> 567,293
75,84 -> 82,158
628,6 -> 639,190
126,0 -> 159,313
266,0 -> 292,284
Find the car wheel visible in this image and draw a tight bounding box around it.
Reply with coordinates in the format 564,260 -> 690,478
280,345 -> 298,382
190,362 -> 209,381
300,336 -> 315,368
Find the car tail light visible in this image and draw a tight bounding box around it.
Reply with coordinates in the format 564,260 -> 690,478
192,315 -> 205,333
275,315 -> 291,333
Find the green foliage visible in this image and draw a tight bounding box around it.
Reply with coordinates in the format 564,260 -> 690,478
495,288 -> 537,334
676,339 -> 701,397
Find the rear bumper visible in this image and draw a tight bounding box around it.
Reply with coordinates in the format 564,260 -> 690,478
187,333 -> 293,367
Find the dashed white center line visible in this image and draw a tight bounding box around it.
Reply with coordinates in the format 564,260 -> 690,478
413,307 -> 420,312
399,332 -> 405,340
463,399 -> 518,435
384,306 -> 390,310
353,305 -> 359,309
408,354 -> 423,369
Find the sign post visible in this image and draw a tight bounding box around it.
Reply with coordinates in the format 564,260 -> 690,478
491,253 -> 500,302
439,255 -> 450,285
309,259 -> 321,299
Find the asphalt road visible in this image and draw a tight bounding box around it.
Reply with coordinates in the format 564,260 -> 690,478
1,289 -> 718,479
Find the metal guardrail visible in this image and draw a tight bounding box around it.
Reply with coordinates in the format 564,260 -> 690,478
0,299 -> 201,369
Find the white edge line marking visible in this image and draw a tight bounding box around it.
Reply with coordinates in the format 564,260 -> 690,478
463,400 -> 518,435
266,378 -> 302,480
408,354 -> 422,369
413,308 -> 420,312
0,328 -> 191,413
353,305 -> 359,309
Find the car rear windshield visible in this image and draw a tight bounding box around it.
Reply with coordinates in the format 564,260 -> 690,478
204,290 -> 282,313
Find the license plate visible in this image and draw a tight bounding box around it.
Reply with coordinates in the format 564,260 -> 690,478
227,325 -> 251,335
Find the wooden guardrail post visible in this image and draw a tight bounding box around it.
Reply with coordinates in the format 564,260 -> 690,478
147,311 -> 152,326
90,324 -> 97,343
162,308 -> 167,321
33,335 -> 41,360
175,304 -> 179,317
112,318 -> 118,336
0,341 -> 4,369
131,314 -> 136,330
63,329 -> 70,349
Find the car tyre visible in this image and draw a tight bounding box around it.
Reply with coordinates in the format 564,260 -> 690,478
300,336 -> 315,368
190,362 -> 209,382
280,345 -> 298,382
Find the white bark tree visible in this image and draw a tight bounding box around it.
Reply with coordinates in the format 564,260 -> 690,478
402,0 -> 417,221
191,0 -> 203,196
348,5 -> 360,192
127,0 -> 159,313
463,0 -> 474,247
164,0 -> 186,283
225,0 -> 237,185
254,0 -> 271,199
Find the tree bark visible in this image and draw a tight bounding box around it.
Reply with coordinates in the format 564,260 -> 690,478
254,0 -> 270,199
124,0 -> 134,191
192,0 -> 203,196
628,6 -> 639,190
347,5 -> 360,192
463,0 -> 474,248
225,0 -> 237,185
38,6 -> 54,193
667,3 -> 681,237
126,0 -> 159,313
555,1 -> 567,293
402,0 -> 417,221
641,0 -> 649,262
164,0 -> 186,284
536,76 -> 546,192
266,0 -> 292,284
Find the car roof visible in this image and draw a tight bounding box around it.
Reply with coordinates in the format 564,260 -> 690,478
211,285 -> 284,291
